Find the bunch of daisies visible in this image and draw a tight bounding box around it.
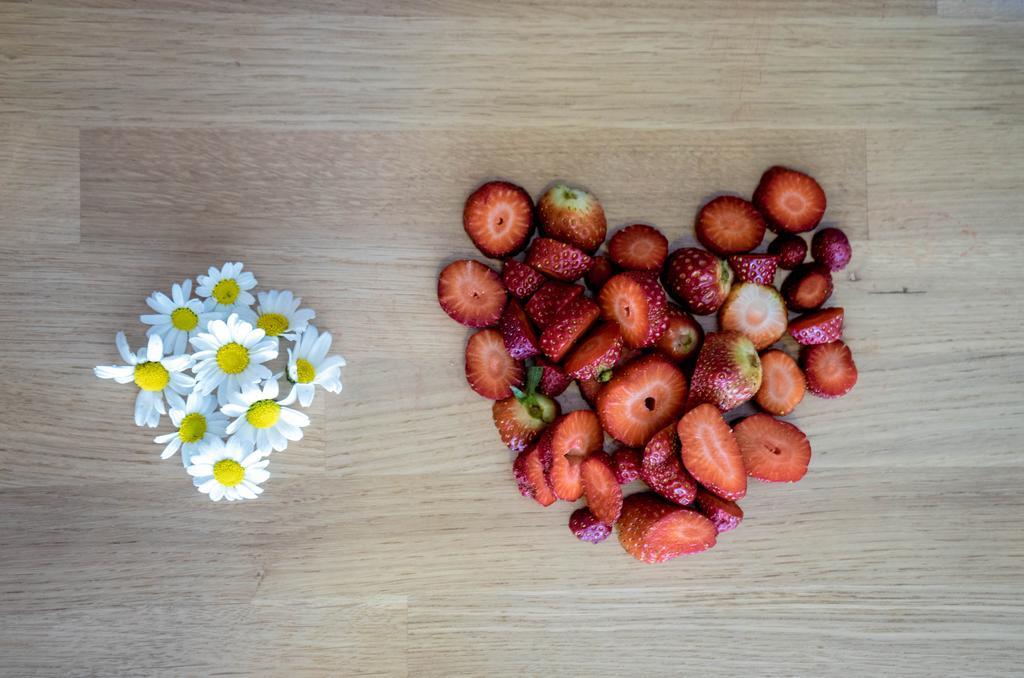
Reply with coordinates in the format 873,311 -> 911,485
94,262 -> 345,502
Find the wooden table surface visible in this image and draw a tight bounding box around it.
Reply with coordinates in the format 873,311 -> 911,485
2,2 -> 1023,676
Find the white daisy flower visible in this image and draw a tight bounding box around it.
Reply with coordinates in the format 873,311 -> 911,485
190,313 -> 278,406
195,262 -> 257,312
236,289 -> 316,342
186,438 -> 269,502
279,325 -> 346,408
153,390 -> 229,466
94,332 -> 195,428
140,279 -> 225,355
222,379 -> 310,455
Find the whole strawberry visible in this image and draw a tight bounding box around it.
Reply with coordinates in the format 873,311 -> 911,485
537,184 -> 607,254
811,227 -> 852,272
492,366 -> 561,452
662,248 -> 733,315
569,507 -> 612,544
687,330 -> 762,412
767,233 -> 807,270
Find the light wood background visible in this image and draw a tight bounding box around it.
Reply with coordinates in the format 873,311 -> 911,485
2,2 -> 1023,676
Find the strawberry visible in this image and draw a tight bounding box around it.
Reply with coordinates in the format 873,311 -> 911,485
811,227 -> 852,272
718,282 -> 788,351
753,166 -> 827,234
727,254 -> 779,286
611,446 -> 643,484
535,356 -> 572,397
734,413 -> 811,483
641,424 -> 698,506
585,254 -> 616,292
498,298 -> 541,360
537,184 -> 607,254
662,248 -> 733,315
695,196 -> 766,256
492,367 -> 561,452
581,452 -> 624,524
597,354 -> 688,447
577,376 -> 603,408
569,507 -> 612,544
525,281 -> 584,330
781,263 -> 834,312
694,488 -> 743,534
767,233 -> 808,270
549,410 -> 603,501
617,493 -> 717,563
502,259 -> 545,300
687,330 -> 762,412
800,340 -> 858,399
608,224 -> 669,272
465,329 -> 523,399
525,237 -> 594,282
677,403 -> 747,501
789,307 -> 844,346
754,349 -> 805,416
654,304 -> 704,363
539,296 -> 600,362
598,271 -> 669,349
513,443 -> 557,507
437,259 -> 507,328
564,322 -> 624,381
463,181 -> 535,258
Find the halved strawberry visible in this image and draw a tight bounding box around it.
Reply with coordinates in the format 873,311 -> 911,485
653,304 -> 704,363
498,298 -> 540,360
753,166 -> 827,234
492,367 -> 561,451
569,507 -> 612,543
581,452 -> 624,524
694,488 -> 743,534
539,296 -> 600,362
597,355 -> 688,447
465,329 -> 523,400
513,444 -> 557,506
677,404 -> 747,501
608,224 -> 669,272
598,271 -> 669,349
502,259 -> 545,300
617,493 -> 717,564
789,307 -> 844,345
535,357 -> 572,397
640,424 -> 697,506
611,446 -> 643,484
718,282 -> 788,350
801,340 -> 858,399
525,281 -> 584,330
585,254 -> 616,292
526,237 -> 594,282
537,184 -> 607,254
549,410 -> 604,501
463,181 -> 535,258
564,322 -> 624,381
695,196 -> 766,256
728,254 -> 779,286
781,263 -> 834,311
767,233 -> 808,270
437,259 -> 507,328
734,413 -> 811,483
662,247 -> 733,315
755,349 -> 805,416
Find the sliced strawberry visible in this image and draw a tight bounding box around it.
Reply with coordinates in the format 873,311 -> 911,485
695,196 -> 766,256
789,307 -> 844,345
535,356 -> 572,397
463,181 -> 535,258
617,493 -> 717,564
734,413 -> 812,483
437,259 -> 507,328
753,166 -> 827,234
537,184 -> 607,254
654,304 -> 704,363
526,237 -> 594,282
497,298 -> 540,360
718,282 -> 788,350
585,254 -> 616,292
597,355 -> 688,448
464,329 -> 523,400
564,322 -> 624,381
767,233 -> 808,270
549,410 -> 603,501
694,488 -> 743,534
598,271 -> 669,349
755,349 -> 805,416
577,376 -> 602,408
641,425 -> 697,506
611,446 -> 643,484
581,452 -> 624,524
539,296 -> 600,363
677,404 -> 747,501
727,254 -> 779,286
801,340 -> 858,399
513,444 -> 557,506
492,367 -> 561,451
525,281 -> 584,330
502,259 -> 545,300
608,224 -> 669,272
781,263 -> 834,311
569,507 -> 612,544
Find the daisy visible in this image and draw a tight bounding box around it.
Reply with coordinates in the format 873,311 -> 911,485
190,313 -> 278,405
94,332 -> 194,428
236,289 -> 316,342
222,379 -> 310,454
141,278 -> 225,355
195,262 -> 257,312
280,325 -> 346,407
153,390 -> 229,466
186,438 -> 270,501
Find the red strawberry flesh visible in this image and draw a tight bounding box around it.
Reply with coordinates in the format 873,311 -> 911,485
617,493 -> 717,563
463,181 -> 535,258
695,196 -> 766,256
677,404 -> 747,501
734,413 -> 811,482
438,259 -> 507,328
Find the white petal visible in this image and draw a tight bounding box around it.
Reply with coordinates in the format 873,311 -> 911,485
241,450 -> 265,467
246,469 -> 270,484
190,335 -> 217,352
236,291 -> 256,307
316,355 -> 346,373
209,485 -> 225,501
268,427 -> 288,451
160,438 -> 182,459
146,334 -> 164,362
279,407 -> 310,427
264,379 -> 279,399
94,364 -> 135,382
235,483 -> 258,500
276,419 -> 303,441
115,331 -> 133,363
134,390 -> 152,427
279,384 -> 299,406
140,313 -> 168,325
211,320 -> 231,344
154,432 -> 178,444
298,384 -> 316,408
226,417 -> 244,435
220,403 -> 246,417
309,331 -> 332,364
197,478 -> 218,492
162,354 -> 193,373
171,331 -> 188,356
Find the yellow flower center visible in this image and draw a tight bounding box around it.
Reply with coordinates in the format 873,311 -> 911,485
256,312 -> 289,337
133,361 -> 169,391
178,412 -> 207,443
213,459 -> 245,487
170,307 -> 199,331
216,342 -> 249,374
295,358 -> 316,384
212,278 -> 240,305
246,399 -> 280,429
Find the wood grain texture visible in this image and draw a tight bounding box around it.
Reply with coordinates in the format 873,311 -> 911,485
1,3 -> 1023,677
